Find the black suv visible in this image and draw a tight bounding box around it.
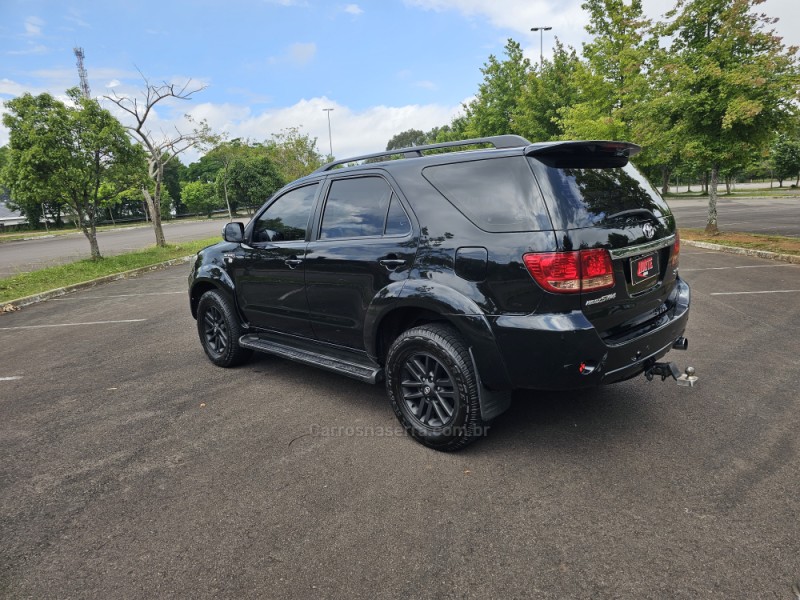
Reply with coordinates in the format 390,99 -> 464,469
189,136 -> 692,451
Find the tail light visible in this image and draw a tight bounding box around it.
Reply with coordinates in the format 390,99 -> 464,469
523,249 -> 615,294
670,231 -> 680,269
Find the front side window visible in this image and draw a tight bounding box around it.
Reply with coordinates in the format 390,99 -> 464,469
252,183 -> 318,243
320,177 -> 396,239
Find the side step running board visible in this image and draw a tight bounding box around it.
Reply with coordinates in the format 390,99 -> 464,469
239,334 -> 383,384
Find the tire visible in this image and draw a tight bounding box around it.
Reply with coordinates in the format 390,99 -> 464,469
196,290 -> 253,368
385,323 -> 488,451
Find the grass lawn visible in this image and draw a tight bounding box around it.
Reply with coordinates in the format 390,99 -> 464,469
0,237 -> 219,305
680,229 -> 800,256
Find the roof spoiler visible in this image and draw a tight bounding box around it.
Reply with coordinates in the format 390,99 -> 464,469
525,141 -> 641,167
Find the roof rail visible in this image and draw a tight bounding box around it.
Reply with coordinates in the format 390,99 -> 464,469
312,135 -> 531,174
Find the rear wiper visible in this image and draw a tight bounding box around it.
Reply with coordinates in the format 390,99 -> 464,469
602,208 -> 659,222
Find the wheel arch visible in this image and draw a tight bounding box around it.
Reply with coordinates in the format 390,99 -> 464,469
365,280 -> 512,392
190,267 -> 237,319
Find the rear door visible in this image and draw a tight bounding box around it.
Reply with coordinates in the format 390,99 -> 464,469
527,143 -> 679,340
304,174 -> 416,349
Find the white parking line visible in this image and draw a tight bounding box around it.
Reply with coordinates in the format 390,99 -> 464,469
0,376 -> 23,381
682,265 -> 799,272
0,319 -> 146,331
710,290 -> 800,296
54,291 -> 184,300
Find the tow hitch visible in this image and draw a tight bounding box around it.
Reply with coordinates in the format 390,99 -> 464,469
645,361 -> 698,387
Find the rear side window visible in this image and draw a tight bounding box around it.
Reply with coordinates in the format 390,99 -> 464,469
528,159 -> 671,230
422,156 -> 552,232
320,176 -> 393,239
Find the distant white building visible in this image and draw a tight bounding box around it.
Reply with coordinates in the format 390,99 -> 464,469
0,200 -> 27,228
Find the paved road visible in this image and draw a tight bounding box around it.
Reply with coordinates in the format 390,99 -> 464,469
1,250 -> 799,598
0,220 -> 226,277
668,196 -> 800,237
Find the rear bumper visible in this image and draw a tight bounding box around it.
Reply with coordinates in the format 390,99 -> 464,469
482,277 -> 691,390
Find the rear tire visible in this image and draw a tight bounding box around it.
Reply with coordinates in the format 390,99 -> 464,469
385,323 -> 488,451
196,290 -> 252,368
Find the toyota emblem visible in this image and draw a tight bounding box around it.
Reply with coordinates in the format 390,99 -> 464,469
642,223 -> 656,239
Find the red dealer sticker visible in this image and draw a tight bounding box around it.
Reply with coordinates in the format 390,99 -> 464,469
631,252 -> 659,285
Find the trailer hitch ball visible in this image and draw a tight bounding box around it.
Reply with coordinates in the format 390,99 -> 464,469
645,362 -> 698,387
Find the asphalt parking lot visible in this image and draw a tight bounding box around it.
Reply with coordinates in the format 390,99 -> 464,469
1,248 -> 799,599
668,196 -> 800,237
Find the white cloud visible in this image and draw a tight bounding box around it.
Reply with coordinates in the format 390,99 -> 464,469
6,44 -> 48,56
270,42 -> 317,66
181,96 -> 462,162
106,79 -> 121,89
414,80 -> 438,90
65,9 -> 90,29
24,16 -> 44,37
0,79 -> 37,97
344,4 -> 364,16
288,42 -> 317,66
404,0 -> 587,62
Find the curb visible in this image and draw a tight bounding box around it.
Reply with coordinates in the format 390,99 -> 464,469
683,240 -> 800,264
1,255 -> 193,313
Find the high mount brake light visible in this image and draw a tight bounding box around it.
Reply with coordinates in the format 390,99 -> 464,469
523,249 -> 615,294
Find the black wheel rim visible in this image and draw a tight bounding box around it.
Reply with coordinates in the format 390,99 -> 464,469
400,352 -> 457,428
203,306 -> 229,355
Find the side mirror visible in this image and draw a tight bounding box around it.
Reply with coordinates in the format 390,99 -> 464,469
223,222 -> 245,243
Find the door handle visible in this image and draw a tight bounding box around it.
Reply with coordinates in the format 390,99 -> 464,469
284,257 -> 303,268
379,258 -> 406,270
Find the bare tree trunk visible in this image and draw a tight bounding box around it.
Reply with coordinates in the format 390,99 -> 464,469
75,207 -> 102,259
141,187 -> 166,246
222,177 -> 233,221
661,166 -> 671,196
705,164 -> 720,235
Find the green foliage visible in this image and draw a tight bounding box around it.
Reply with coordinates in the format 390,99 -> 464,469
463,39 -> 531,137
558,0 -> 654,141
217,154 -> 284,215
662,0 -> 800,230
771,134 -> 800,186
264,127 -> 324,181
2,89 -> 142,254
514,41 -> 583,141
386,129 -> 427,150
182,181 -> 220,217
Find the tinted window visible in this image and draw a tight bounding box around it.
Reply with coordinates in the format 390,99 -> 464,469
528,159 -> 671,230
252,184 -> 318,243
385,194 -> 411,236
320,177 -> 392,239
422,156 -> 551,233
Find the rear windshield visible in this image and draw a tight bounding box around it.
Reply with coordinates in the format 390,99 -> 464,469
527,158 -> 671,230
422,156 -> 552,232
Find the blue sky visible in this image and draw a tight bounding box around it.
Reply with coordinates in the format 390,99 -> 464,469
1,0 -> 798,162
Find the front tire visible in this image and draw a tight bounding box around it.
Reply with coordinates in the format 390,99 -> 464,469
196,290 -> 252,368
385,323 -> 488,451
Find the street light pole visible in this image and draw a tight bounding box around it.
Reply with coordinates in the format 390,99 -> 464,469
323,108 -> 334,158
530,26 -> 552,71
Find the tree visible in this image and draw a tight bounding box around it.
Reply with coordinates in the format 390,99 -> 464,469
217,153 -> 284,216
463,39 -> 531,137
181,181 -> 220,217
386,129 -> 427,150
663,0 -> 800,233
105,75 -> 215,246
558,0 -> 654,141
264,127 -> 324,181
771,134 -> 800,186
2,90 -> 141,257
514,41 -> 583,141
